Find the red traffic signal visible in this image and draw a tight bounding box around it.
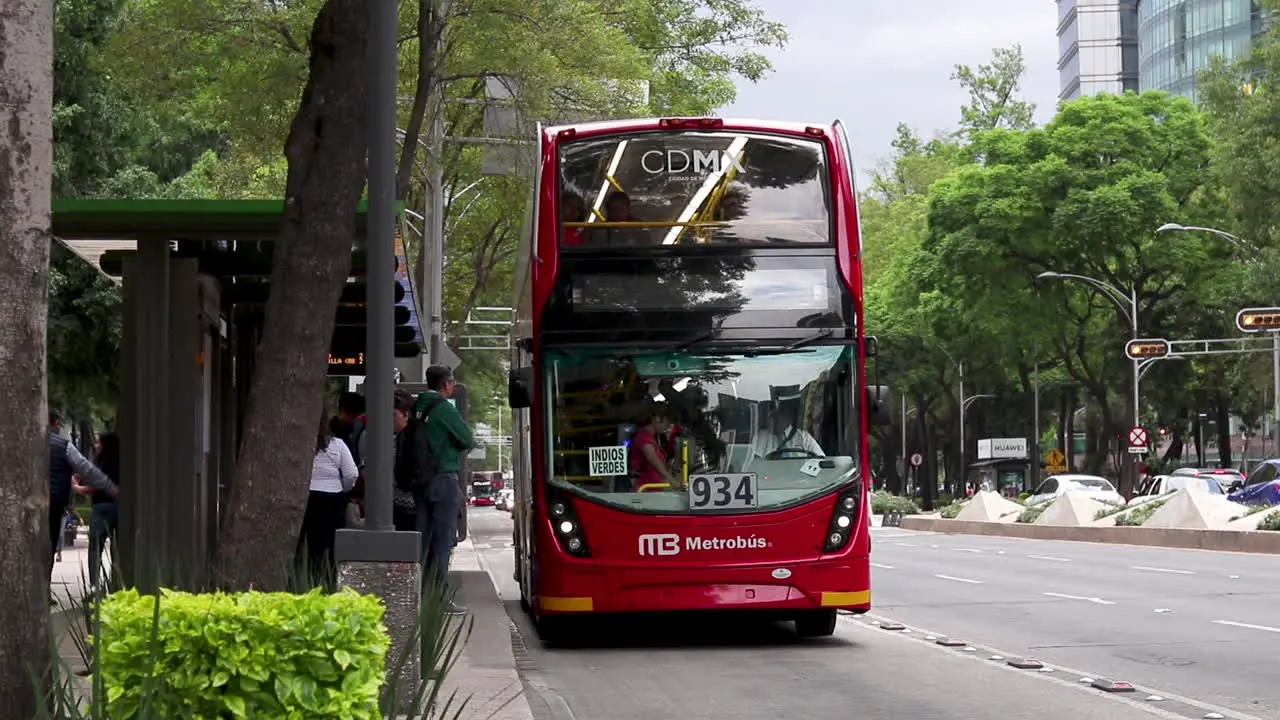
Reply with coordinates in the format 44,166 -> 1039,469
1236,307 -> 1280,333
1125,338 -> 1170,360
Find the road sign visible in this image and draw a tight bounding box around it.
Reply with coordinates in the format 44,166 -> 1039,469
1124,338 -> 1170,360
1127,426 -> 1149,454
909,453 -> 923,468
1236,307 -> 1280,333
1044,448 -> 1066,473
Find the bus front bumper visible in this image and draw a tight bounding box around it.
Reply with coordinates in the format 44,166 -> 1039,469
537,557 -> 871,616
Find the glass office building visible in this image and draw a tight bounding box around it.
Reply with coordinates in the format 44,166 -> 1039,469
1058,0 -> 1141,100
1137,0 -> 1266,102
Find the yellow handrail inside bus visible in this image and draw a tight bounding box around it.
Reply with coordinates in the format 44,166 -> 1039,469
637,483 -> 670,493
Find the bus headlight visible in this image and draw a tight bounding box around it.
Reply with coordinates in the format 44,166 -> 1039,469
547,490 -> 591,557
824,482 -> 863,553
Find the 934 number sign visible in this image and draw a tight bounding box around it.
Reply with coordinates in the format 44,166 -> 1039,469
688,473 -> 758,510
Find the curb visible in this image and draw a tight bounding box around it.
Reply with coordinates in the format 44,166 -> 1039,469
900,517 -> 1280,554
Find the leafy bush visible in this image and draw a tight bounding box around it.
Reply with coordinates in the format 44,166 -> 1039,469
937,492 -> 954,507
1017,502 -> 1051,524
871,490 -> 919,515
939,502 -> 965,519
1093,500 -> 1127,520
1016,492 -> 1030,503
1257,509 -> 1280,531
96,588 -> 389,719
1115,498 -> 1168,526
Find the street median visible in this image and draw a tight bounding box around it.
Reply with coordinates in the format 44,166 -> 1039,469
899,517 -> 1280,554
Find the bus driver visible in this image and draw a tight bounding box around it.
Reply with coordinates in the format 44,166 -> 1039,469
751,405 -> 824,459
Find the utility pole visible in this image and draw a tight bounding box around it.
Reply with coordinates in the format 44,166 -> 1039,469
1032,355 -> 1040,488
423,0 -> 449,367
957,361 -> 965,496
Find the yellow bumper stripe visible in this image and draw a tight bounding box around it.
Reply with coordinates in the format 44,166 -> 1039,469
540,596 -> 594,612
821,590 -> 871,607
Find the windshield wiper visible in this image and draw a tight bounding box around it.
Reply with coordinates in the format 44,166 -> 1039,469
669,328 -> 721,352
783,329 -> 834,351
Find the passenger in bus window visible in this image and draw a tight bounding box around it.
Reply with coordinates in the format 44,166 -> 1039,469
751,405 -> 825,459
561,192 -> 587,246
630,402 -> 682,491
596,190 -> 647,246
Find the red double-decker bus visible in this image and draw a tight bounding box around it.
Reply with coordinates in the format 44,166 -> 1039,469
507,117 -> 889,642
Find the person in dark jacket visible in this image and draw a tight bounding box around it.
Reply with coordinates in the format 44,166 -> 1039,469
74,432 -> 120,587
392,390 -> 427,531
48,411 -> 117,576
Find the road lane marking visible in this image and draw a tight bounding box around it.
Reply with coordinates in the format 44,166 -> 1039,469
1043,592 -> 1115,605
871,562 -> 895,569
934,574 -> 983,584
1028,554 -> 1072,563
954,548 -> 984,554
1212,619 -> 1280,634
893,542 -> 915,547
1131,565 -> 1194,575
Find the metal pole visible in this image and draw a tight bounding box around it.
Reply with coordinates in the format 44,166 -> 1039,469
363,0 -> 398,532
1272,332 -> 1279,462
1130,288 -> 1140,491
1033,356 -> 1040,488
421,0 -> 449,366
900,393 -> 907,474
958,362 -> 965,493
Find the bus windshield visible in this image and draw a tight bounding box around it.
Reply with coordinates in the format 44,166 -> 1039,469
543,344 -> 858,514
558,130 -> 831,247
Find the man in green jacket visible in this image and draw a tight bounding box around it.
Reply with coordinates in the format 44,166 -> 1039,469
413,365 -> 475,613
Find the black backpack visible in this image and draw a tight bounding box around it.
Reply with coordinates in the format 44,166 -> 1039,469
395,397 -> 447,491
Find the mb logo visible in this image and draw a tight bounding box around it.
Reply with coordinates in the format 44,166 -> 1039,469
641,149 -> 745,175
637,533 -> 681,556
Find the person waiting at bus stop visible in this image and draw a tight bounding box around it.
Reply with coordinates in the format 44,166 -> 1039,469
412,365 -> 475,615
630,402 -> 683,492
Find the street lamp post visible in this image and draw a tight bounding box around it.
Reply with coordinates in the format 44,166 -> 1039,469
1157,222 -> 1280,454
960,392 -> 996,490
1038,271 -> 1141,492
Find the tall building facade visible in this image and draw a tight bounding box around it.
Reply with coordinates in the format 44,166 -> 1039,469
1137,0 -> 1265,102
1058,0 -> 1141,100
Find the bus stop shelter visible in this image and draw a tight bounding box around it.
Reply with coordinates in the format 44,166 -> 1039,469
52,199 -> 419,590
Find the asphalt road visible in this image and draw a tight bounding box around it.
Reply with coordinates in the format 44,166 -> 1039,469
869,527 -> 1280,718
465,508 -> 1268,720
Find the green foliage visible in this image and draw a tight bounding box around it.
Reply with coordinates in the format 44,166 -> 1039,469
1258,509 -> 1280,531
939,502 -> 965,519
1016,502 -> 1050,524
870,490 -> 919,515
1228,504 -> 1269,522
1093,500 -> 1128,520
1114,497 -> 1169,526
950,44 -> 1036,136
96,588 -> 389,719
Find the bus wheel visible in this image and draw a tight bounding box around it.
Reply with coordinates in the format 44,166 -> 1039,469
794,610 -> 837,638
534,614 -> 576,646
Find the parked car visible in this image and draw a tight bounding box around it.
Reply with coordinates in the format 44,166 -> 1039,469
495,487 -> 514,512
1227,459 -> 1280,506
1171,466 -> 1246,490
1127,473 -> 1225,506
1025,474 -> 1124,507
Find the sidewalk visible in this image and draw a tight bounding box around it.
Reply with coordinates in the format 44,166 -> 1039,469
444,538 -> 535,720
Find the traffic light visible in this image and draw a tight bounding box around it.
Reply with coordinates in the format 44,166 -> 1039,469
1125,338 -> 1170,360
1236,307 -> 1280,333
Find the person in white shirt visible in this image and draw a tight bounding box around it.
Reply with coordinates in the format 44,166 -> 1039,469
298,416 -> 358,588
751,406 -> 824,459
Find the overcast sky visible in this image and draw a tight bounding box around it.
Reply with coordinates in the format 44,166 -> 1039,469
723,0 -> 1063,180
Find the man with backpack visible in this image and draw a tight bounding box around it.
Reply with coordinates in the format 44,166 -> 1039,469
406,365 -> 474,613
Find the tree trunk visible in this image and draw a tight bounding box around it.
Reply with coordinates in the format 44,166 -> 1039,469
1214,390 -> 1232,469
0,0 -> 55,712
213,0 -> 370,591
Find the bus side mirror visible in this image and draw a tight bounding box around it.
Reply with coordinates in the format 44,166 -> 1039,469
867,385 -> 891,426
865,335 -> 878,358
508,367 -> 533,409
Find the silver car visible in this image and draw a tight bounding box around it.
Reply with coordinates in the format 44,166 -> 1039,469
1025,474 -> 1124,507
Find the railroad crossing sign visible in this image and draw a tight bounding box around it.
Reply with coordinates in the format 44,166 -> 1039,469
909,453 -> 923,468
1127,426 -> 1149,454
1044,448 -> 1066,474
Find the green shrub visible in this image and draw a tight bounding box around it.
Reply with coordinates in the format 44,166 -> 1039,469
1016,492 -> 1030,503
937,492 -> 954,507
1115,498 -> 1168,526
1017,502 -> 1050,524
96,587 -> 389,719
1093,500 -> 1127,520
871,490 -> 919,515
1258,509 -> 1280,531
939,502 -> 965,519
